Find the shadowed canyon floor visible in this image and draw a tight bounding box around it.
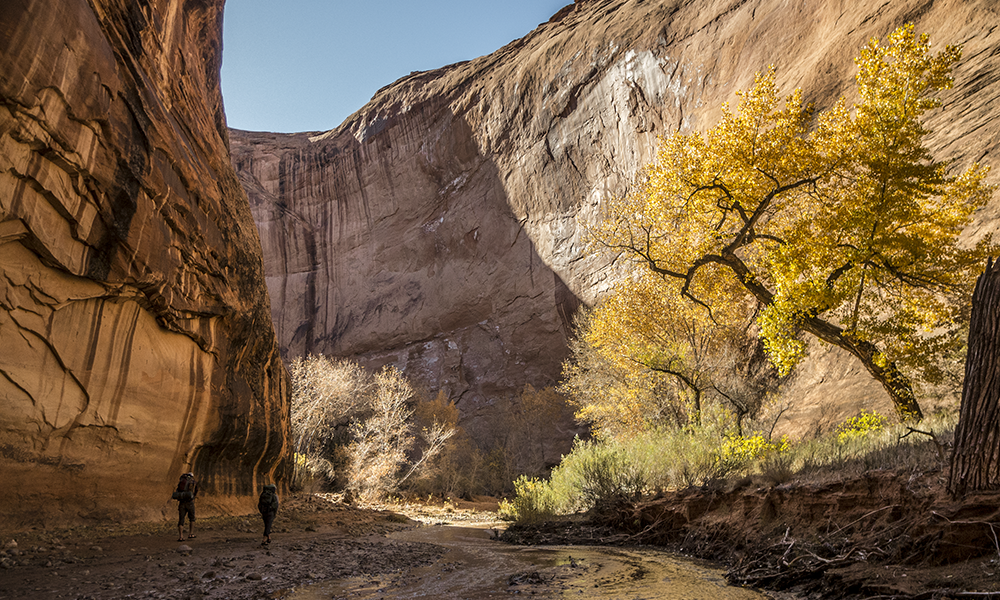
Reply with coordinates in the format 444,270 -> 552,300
0,495 -> 450,600
2,468 -> 1000,600
0,495 -> 767,600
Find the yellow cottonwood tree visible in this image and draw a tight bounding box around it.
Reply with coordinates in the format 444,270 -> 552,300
563,272 -> 759,436
561,305 -> 693,437
592,25 -> 995,422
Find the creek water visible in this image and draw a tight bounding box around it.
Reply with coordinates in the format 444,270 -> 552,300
288,524 -> 768,599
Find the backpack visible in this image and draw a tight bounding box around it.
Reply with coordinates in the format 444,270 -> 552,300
258,485 -> 279,513
172,474 -> 195,502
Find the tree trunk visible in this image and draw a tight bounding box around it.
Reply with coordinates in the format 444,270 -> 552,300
718,252 -> 924,422
949,258 -> 1000,497
843,336 -> 924,423
799,317 -> 924,422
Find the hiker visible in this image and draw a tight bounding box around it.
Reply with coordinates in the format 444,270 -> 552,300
258,484 -> 279,546
172,472 -> 198,541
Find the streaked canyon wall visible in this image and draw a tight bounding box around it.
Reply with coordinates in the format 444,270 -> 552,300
0,0 -> 289,526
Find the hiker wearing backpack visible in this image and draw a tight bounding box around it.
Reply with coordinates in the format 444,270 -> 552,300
172,472 -> 198,541
258,484 -> 279,547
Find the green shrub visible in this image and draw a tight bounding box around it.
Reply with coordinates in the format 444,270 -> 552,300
502,406 -> 958,525
561,440 -> 645,511
500,438 -> 647,523
498,476 -> 558,523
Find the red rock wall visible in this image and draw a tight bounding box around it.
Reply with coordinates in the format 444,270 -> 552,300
232,0 -> 1000,440
0,0 -> 290,527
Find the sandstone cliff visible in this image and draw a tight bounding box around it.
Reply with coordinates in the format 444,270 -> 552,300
0,0 -> 289,527
232,0 -> 1000,440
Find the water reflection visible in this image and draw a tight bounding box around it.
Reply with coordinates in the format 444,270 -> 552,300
288,525 -> 768,599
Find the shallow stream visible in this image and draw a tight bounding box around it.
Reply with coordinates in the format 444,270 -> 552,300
288,524 -> 768,599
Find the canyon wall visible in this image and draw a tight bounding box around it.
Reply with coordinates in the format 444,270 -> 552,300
233,0 -> 1000,440
0,0 -> 289,527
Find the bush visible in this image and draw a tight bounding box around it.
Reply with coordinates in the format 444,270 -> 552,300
498,476 -> 559,523
626,405 -> 742,488
500,437 -> 645,523
715,433 -> 790,478
501,405 -> 958,525
836,410 -> 888,445
561,440 -> 645,511
289,355 -> 456,502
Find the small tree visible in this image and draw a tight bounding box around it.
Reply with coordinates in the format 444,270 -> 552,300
347,366 -> 416,502
289,356 -> 456,501
592,25 -> 995,422
289,355 -> 370,483
400,391 -> 459,489
568,274 -> 770,436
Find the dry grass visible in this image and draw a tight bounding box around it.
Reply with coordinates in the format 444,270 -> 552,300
500,407 -> 957,524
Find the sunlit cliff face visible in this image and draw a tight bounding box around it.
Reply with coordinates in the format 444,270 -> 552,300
232,0 -> 1000,442
0,0 -> 290,527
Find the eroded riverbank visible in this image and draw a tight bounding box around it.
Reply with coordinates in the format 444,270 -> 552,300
503,468 -> 1000,599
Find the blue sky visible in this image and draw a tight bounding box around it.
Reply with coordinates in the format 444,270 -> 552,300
221,1 -> 570,133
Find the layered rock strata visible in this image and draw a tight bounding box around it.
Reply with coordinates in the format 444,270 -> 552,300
233,0 -> 1000,440
0,0 -> 289,526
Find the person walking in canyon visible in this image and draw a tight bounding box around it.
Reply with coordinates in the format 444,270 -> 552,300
173,472 -> 198,541
258,484 -> 279,546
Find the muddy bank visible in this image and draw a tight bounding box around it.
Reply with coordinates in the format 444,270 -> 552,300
503,468 -> 1000,598
297,525 -> 769,599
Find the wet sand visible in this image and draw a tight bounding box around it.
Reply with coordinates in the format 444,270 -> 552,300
296,524 -> 769,599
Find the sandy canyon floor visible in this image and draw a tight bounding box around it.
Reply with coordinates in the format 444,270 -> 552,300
0,494 -> 461,600
2,470 -> 999,600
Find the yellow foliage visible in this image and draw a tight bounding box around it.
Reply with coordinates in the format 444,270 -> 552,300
590,25 -> 995,418
415,390 -> 460,430
561,303 -> 694,438
837,411 -> 888,445
718,434 -> 790,465
563,273 -> 762,437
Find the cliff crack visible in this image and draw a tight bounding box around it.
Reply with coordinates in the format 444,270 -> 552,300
0,368 -> 35,407
9,310 -> 92,409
